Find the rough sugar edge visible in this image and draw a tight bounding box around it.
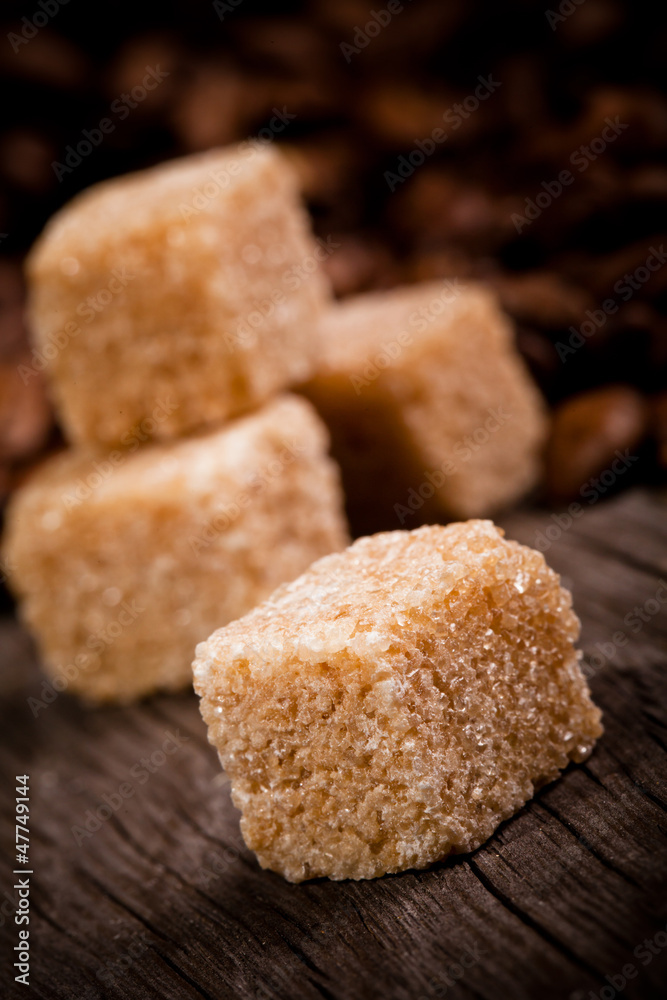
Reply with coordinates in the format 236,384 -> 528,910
1,394 -> 339,591
192,520 -> 523,687
4,396 -> 325,524
26,145 -> 285,273
193,517 -> 582,720
5,391 -> 349,703
25,142 -> 328,448
194,520 -> 602,881
89,394 -> 330,502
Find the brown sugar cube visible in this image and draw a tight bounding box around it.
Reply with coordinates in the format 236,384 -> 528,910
194,520 -> 602,883
300,281 -> 548,532
26,144 -> 330,447
3,396 -> 348,704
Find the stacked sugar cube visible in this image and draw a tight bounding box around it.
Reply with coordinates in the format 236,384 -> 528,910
300,281 -> 548,534
5,139 -> 596,886
4,141 -> 548,705
4,144 -> 350,702
27,143 -> 327,446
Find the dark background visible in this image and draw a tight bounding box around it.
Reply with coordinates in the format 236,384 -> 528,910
0,0 -> 666,499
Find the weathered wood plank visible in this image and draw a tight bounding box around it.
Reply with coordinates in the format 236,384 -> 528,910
1,488 -> 666,1000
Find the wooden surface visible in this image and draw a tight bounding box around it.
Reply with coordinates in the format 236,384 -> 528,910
1,487 -> 666,1000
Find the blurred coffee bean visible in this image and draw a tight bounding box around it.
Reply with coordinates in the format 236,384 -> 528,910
561,319 -> 665,397
391,170 -> 521,252
407,248 -> 476,283
516,329 -> 561,386
282,137 -> 360,204
570,87 -> 667,157
360,81 -> 494,150
322,0 -> 465,68
229,19 -> 335,80
489,271 -> 592,328
509,167 -> 622,250
560,240 -> 667,302
0,260 -> 27,359
0,259 -> 23,310
546,385 -> 648,501
358,84 -> 468,148
500,54 -> 549,130
106,36 -> 182,114
604,305 -> 665,381
0,130 -> 56,194
0,303 -> 25,361
522,86 -> 654,167
615,300 -> 657,330
311,0 -> 387,33
251,76 -> 341,122
596,87 -> 667,150
559,0 -> 624,46
0,359 -> 52,463
322,234 -> 400,297
627,166 -> 667,198
0,32 -> 88,89
171,65 -> 246,151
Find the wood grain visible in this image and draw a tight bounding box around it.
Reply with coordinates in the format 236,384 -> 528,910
1,487 -> 666,1000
